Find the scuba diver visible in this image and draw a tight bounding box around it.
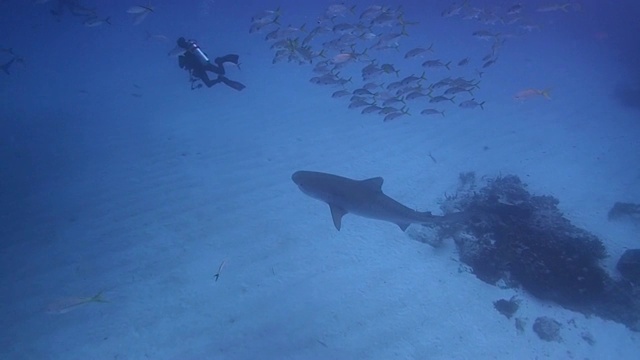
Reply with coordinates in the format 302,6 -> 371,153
176,37 -> 246,91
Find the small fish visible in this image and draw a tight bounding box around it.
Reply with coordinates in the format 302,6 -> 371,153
457,57 -> 469,66
370,13 -> 397,27
482,59 -> 496,68
382,96 -> 405,106
333,49 -> 366,64
332,23 -> 355,33
349,99 -> 374,109
519,24 -> 540,32
504,16 -> 522,25
132,11 -> 149,25
332,90 -> 351,98
513,88 -> 551,101
251,8 -> 280,24
429,95 -> 455,103
145,31 -> 169,43
459,99 -> 485,109
506,4 -> 523,15
250,18 -> 279,33
442,2 -> 465,17
422,60 -> 451,70
214,260 -> 226,281
386,81 -> 404,90
128,3 -> 153,25
83,16 -> 111,27
332,53 -> 354,64
325,4 -> 356,18
380,63 -> 399,76
127,5 -> 154,14
405,91 -> 428,100
430,78 -> 451,89
361,63 -> 382,78
472,30 -> 498,41
45,291 -> 107,315
536,3 -> 572,12
400,72 -> 426,86
404,44 -> 434,59
444,86 -> 473,96
353,88 -> 375,96
310,74 -> 342,85
420,108 -> 445,117
264,28 -> 281,41
362,82 -> 381,90
379,106 -> 402,115
383,109 -> 409,122
359,31 -> 378,41
361,105 -> 382,114
360,5 -> 385,20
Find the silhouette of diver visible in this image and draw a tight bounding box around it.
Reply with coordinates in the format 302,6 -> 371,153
176,37 -> 245,91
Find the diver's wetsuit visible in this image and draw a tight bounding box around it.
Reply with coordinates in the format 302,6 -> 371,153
177,38 -> 245,91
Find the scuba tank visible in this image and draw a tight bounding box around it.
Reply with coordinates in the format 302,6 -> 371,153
186,40 -> 210,65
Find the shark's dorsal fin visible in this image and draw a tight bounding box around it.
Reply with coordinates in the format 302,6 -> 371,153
329,203 -> 347,231
360,177 -> 384,192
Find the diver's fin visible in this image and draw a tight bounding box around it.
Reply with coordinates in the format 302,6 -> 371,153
215,54 -> 239,66
219,76 -> 245,91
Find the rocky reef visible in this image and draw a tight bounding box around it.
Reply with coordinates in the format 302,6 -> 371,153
414,173 -> 640,331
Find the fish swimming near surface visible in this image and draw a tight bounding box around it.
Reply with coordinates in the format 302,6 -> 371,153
83,16 -> 111,27
514,88 -> 551,101
292,170 -> 466,231
128,4 -> 154,25
127,5 -> 154,14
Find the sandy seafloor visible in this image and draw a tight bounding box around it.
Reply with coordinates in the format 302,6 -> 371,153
1,1 -> 640,359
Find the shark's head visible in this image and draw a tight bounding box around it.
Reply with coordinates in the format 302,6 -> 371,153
292,170 -> 332,200
291,170 -> 315,192
291,170 -> 306,186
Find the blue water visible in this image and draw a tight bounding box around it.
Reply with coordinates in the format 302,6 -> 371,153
1,0 -> 640,359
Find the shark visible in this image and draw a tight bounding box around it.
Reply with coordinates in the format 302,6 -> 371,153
292,170 -> 466,231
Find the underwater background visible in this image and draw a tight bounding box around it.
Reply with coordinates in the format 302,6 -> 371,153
1,0 -> 640,359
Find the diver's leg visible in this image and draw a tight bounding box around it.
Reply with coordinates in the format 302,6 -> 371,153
204,62 -> 224,75
194,69 -> 220,88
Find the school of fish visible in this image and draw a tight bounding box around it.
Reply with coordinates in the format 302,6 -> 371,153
250,1 -> 580,121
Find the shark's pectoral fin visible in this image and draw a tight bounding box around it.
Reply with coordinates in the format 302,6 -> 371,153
328,203 -> 348,231
396,223 -> 411,231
